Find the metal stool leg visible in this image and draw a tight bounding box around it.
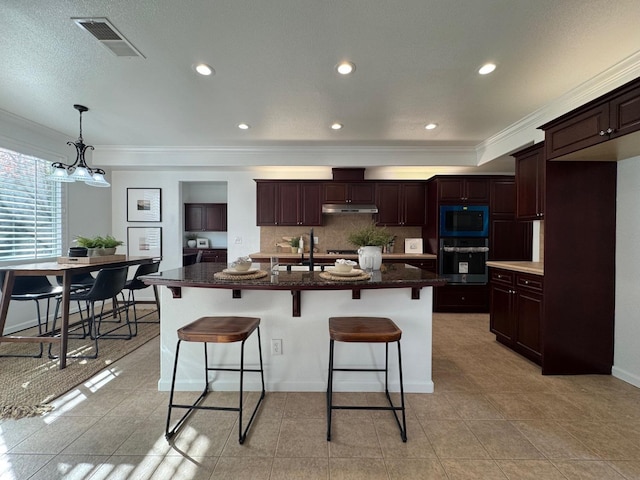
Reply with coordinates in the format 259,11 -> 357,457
326,338 -> 335,441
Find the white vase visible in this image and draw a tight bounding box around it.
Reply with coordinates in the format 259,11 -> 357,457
187,240 -> 197,248
358,245 -> 383,271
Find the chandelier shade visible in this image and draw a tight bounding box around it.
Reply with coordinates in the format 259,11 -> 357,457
49,104 -> 110,187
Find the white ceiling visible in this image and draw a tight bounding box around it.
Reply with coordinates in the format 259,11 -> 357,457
2,0 -> 640,161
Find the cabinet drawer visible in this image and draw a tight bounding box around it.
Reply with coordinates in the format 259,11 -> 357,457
435,285 -> 489,312
491,269 -> 514,285
516,273 -> 543,291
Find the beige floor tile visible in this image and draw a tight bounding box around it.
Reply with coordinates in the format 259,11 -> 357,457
374,414 -> 437,459
0,453 -> 55,480
211,456 -> 272,479
511,420 -> 600,460
61,416 -> 146,456
440,459 -> 508,479
270,457 -> 329,479
283,392 -> 326,419
608,460 -> 640,479
149,455 -> 218,480
10,416 -> 99,454
220,417 -> 281,457
496,459 -> 568,479
87,455 -> 169,480
407,393 -> 461,420
560,421 -> 640,460
275,418 -> 328,458
166,411 -> 236,457
104,388 -> 167,418
385,458 -> 447,479
466,420 -> 544,460
420,420 -> 490,459
485,393 -> 547,420
552,460 -> 627,479
112,418 -> 172,457
327,418 -> 382,458
329,457 -> 388,480
28,454 -> 108,480
0,417 -> 48,453
46,386 -> 132,418
443,393 -> 504,420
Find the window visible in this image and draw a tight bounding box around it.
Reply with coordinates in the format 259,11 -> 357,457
0,147 -> 64,262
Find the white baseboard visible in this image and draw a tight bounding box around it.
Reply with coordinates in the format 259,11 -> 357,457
612,366 -> 640,388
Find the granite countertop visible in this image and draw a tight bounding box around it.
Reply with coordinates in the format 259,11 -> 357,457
486,261 -> 544,276
249,252 -> 437,260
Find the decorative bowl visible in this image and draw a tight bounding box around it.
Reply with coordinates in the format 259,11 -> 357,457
334,259 -> 356,273
231,256 -> 252,271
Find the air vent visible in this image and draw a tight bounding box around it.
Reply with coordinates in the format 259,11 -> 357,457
72,17 -> 145,58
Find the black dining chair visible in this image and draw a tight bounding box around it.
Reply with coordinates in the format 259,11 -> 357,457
120,261 -> 161,333
0,272 -> 63,358
48,266 -> 131,359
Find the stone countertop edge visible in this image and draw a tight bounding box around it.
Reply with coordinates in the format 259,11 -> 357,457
486,261 -> 544,276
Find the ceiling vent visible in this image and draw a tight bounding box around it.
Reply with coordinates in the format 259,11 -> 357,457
72,17 -> 145,58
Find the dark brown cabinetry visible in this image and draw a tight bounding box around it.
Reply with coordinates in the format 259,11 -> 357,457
323,182 -> 375,204
435,177 -> 489,204
375,182 -> 426,226
183,248 -> 228,263
489,178 -> 532,260
489,268 -> 543,365
514,143 -> 545,220
541,77 -> 640,161
403,259 -> 436,272
434,284 -> 489,313
256,181 -> 322,226
184,203 -> 227,231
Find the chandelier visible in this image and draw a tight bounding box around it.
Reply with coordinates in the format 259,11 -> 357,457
49,104 -> 110,187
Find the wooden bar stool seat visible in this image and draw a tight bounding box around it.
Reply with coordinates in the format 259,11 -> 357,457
165,316 -> 266,445
327,316 -> 407,442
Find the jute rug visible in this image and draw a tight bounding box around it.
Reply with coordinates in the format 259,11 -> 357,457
0,309 -> 159,420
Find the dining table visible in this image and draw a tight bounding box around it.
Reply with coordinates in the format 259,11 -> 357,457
0,255 -> 158,369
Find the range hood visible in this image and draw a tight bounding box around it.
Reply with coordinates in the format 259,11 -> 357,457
322,203 -> 379,214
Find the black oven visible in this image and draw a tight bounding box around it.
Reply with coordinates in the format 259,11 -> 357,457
439,238 -> 489,284
439,205 -> 489,237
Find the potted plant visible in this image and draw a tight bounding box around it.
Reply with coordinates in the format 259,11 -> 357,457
348,223 -> 394,270
289,237 -> 300,253
74,235 -> 100,257
185,233 -> 198,248
99,235 -> 124,255
74,235 -> 123,256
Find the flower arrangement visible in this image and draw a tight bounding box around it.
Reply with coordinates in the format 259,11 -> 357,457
347,223 -> 394,247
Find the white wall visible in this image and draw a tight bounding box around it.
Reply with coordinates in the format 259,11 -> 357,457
613,156 -> 640,387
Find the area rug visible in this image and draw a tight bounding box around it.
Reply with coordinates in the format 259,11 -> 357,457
0,309 -> 159,419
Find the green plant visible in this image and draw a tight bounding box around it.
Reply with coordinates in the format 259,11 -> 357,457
289,237 -> 300,248
348,223 -> 394,247
74,235 -> 123,248
185,233 -> 198,240
74,235 -> 100,248
100,235 -> 124,248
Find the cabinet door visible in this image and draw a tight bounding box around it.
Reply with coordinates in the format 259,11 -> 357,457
437,178 -> 488,203
464,178 -> 489,203
544,103 -> 609,160
402,183 -> 426,225
256,182 -> 278,225
375,183 -> 402,225
349,183 -> 376,203
490,219 -> 532,261
184,204 -> 204,231
277,183 -> 300,226
437,179 -> 465,202
323,183 -> 348,203
515,289 -> 542,360
515,145 -> 544,220
490,283 -> 515,343
205,204 -> 227,231
490,179 -> 515,216
299,183 -> 322,225
610,86 -> 640,138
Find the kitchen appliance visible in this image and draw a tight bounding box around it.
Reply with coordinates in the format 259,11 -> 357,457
322,204 -> 378,214
439,238 -> 489,284
439,205 -> 489,237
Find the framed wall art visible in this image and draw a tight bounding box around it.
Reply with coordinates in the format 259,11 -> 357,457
127,188 -> 162,222
127,227 -> 162,258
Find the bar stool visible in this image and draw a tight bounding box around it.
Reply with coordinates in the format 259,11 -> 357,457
326,316 -> 407,442
165,316 -> 266,444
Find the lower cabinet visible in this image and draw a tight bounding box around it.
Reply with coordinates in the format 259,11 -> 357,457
434,284 -> 489,313
183,248 -> 228,264
402,259 -> 436,272
489,268 -> 543,364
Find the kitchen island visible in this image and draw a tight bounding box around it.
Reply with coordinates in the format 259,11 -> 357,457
143,262 -> 445,394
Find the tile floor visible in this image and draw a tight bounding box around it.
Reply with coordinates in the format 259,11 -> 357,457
2,313 -> 640,479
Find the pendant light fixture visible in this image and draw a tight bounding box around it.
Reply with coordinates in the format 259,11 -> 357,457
49,104 -> 110,187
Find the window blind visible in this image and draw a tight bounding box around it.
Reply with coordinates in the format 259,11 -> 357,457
0,147 -> 64,262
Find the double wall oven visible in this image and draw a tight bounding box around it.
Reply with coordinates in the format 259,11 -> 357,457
438,205 -> 489,284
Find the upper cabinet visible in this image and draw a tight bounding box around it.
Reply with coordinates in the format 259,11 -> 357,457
514,143 -> 545,220
323,182 -> 375,204
435,177 -> 489,204
256,181 -> 322,226
375,182 -> 426,226
185,203 -> 227,232
540,77 -> 640,161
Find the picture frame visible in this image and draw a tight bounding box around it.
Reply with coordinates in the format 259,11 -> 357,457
127,188 -> 162,222
404,238 -> 423,254
196,238 -> 209,248
127,227 -> 162,257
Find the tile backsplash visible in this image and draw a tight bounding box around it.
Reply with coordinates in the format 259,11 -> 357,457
260,214 -> 422,253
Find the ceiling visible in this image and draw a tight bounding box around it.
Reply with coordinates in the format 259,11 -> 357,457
2,0 -> 640,159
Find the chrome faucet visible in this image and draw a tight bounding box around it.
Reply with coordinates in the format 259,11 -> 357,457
308,228 -> 314,271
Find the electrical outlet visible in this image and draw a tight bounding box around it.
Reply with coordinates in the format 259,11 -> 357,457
314,236 -> 319,244
234,236 -> 242,244
271,339 -> 283,355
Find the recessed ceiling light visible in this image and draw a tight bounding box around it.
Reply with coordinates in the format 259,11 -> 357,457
194,63 -> 214,76
331,123 -> 343,130
424,123 -> 438,130
478,63 -> 496,75
238,123 -> 250,130
336,62 -> 355,75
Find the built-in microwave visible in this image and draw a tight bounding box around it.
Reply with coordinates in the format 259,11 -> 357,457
439,205 -> 489,237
